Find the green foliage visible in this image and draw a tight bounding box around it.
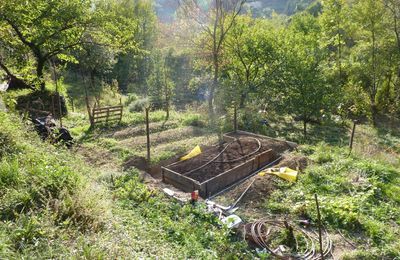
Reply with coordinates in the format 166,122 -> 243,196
221,15 -> 278,108
112,170 -> 250,258
0,0 -> 91,88
0,112 -> 107,255
264,143 -> 400,257
181,113 -> 206,127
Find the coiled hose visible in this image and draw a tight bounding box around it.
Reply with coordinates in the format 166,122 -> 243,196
244,219 -> 333,260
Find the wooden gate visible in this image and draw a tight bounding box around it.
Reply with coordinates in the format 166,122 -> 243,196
92,105 -> 123,126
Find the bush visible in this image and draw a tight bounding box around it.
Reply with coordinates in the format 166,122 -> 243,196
124,93 -> 138,106
181,114 -> 205,127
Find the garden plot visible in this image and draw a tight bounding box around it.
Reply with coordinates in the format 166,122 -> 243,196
161,131 -> 297,198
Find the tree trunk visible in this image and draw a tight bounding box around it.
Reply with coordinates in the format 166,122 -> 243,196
371,101 -> 378,127
163,68 -> 169,121
209,54 -> 218,118
165,100 -> 169,120
145,108 -> 151,163
233,104 -> 238,132
303,120 -> 307,139
80,71 -> 93,127
37,59 -> 46,91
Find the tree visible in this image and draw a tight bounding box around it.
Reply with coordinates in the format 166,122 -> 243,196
147,50 -> 175,119
320,0 -> 350,87
66,0 -> 141,122
384,0 -> 400,115
112,0 -> 157,93
0,0 -> 91,90
350,0 -> 391,125
178,0 -> 246,117
276,14 -> 332,137
0,0 -> 139,91
224,16 -> 279,108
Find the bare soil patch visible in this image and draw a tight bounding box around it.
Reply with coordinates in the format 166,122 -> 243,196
75,145 -> 119,168
110,121 -> 179,140
276,154 -> 309,170
123,155 -> 148,171
169,136 -> 291,183
120,126 -> 208,148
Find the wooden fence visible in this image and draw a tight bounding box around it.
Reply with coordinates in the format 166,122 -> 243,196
92,105 -> 123,126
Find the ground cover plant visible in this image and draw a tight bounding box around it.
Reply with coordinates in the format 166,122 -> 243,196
0,111 -> 250,258
1,0 -> 400,258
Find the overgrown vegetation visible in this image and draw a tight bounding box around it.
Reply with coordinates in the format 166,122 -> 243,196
0,112 -> 249,258
264,144 -> 400,258
1,0 -> 400,258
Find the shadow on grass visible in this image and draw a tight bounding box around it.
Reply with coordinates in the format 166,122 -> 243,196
242,116 -> 350,146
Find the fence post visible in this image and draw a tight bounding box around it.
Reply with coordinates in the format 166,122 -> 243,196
233,104 -> 238,133
314,194 -> 324,260
145,107 -> 151,163
349,120 -> 358,153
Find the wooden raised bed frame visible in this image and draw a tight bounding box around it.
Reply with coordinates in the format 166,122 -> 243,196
161,131 -> 293,198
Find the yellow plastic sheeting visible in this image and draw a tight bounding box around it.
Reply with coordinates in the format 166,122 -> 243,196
180,145 -> 202,161
259,167 -> 298,182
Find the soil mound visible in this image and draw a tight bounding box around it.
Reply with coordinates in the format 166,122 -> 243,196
276,154 -> 309,171
123,155 -> 148,171
169,137 -> 286,183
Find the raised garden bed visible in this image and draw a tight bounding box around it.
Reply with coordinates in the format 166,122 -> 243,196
161,131 -> 296,198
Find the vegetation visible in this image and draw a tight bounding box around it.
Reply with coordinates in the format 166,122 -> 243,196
0,111 -> 251,258
1,0 -> 400,258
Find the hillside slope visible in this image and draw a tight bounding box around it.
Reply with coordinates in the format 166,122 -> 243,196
0,111 -> 248,258
155,0 -> 316,22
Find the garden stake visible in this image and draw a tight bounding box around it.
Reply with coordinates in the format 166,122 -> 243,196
145,107 -> 151,162
314,193 -> 324,260
349,120 -> 357,154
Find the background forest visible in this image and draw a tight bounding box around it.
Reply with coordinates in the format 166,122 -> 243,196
1,0 -> 400,259
1,0 -> 400,129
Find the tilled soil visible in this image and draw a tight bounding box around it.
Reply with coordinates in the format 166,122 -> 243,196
169,136 -> 292,183
276,153 -> 309,170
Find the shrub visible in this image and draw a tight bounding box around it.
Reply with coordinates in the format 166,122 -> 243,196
181,114 -> 205,127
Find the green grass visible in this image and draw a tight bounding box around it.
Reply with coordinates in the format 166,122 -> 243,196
263,144 -> 400,258
0,111 -> 250,258
3,85 -> 400,258
0,112 -> 107,258
65,109 -> 210,164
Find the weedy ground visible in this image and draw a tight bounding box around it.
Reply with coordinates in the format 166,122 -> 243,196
0,111 -> 250,259
1,91 -> 399,258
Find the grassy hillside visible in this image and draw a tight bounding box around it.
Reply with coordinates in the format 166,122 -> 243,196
67,105 -> 400,258
1,93 -> 400,258
0,111 -> 249,258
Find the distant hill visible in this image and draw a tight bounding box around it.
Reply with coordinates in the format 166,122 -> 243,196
249,0 -> 316,16
155,0 -> 316,22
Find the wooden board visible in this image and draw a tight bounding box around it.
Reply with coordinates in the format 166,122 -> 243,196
162,131 -> 294,198
199,159 -> 256,198
92,105 -> 123,126
162,167 -> 201,193
255,149 -> 275,169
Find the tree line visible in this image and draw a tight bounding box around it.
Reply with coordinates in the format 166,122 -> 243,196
1,0 -> 400,134
179,0 -> 400,133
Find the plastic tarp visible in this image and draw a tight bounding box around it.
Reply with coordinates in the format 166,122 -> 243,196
259,167 -> 298,182
180,145 -> 202,161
